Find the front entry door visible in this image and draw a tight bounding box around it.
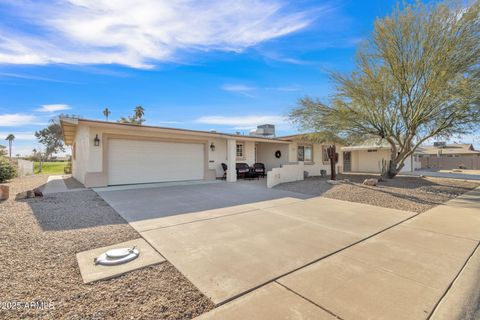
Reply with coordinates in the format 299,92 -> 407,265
343,151 -> 352,172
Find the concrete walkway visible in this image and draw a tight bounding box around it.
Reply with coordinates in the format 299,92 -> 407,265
42,175 -> 68,194
197,187 -> 480,320
403,170 -> 480,181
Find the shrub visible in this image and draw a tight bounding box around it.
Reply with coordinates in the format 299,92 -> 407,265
0,157 -> 17,183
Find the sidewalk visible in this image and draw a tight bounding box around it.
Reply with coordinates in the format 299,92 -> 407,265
402,170 -> 480,181
196,187 -> 480,320
42,175 -> 68,194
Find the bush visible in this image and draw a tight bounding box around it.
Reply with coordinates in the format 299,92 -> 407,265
0,157 -> 17,183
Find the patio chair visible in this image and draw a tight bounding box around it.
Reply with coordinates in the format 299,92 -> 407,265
253,163 -> 266,177
236,163 -> 250,179
221,163 -> 228,180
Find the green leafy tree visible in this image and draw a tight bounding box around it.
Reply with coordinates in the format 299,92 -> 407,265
0,156 -> 16,182
5,134 -> 15,159
103,107 -> 111,121
34,116 -> 70,172
118,106 -> 146,125
290,0 -> 480,178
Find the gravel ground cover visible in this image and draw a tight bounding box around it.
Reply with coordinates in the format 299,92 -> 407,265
62,175 -> 85,190
0,175 -> 213,319
275,174 -> 480,213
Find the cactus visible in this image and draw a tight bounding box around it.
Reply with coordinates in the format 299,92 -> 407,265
380,158 -> 388,181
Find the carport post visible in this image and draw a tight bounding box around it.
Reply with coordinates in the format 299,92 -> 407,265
226,139 -> 237,182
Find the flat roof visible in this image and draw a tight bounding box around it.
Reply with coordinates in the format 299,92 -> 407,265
60,118 -> 291,145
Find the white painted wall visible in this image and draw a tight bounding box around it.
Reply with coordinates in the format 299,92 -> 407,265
351,149 -> 390,173
208,137 -> 227,177
16,159 -> 33,176
289,142 -> 344,176
256,142 -> 290,171
267,162 -> 304,188
207,139 -> 257,178
349,149 -> 417,173
72,125 -> 90,184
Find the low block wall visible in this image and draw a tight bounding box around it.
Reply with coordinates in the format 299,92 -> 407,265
267,162 -> 304,188
16,159 -> 34,176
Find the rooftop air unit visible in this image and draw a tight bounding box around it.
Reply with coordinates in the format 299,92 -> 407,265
249,124 -> 275,137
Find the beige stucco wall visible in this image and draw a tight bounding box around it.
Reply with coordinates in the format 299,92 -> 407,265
73,123 -> 293,184
288,141 -> 344,176
72,125 -> 90,184
256,142 -> 290,171
208,137 -> 227,177
349,149 -> 416,173
267,162 -> 305,188
351,149 -> 390,173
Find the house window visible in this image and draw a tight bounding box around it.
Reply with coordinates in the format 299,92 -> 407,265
367,149 -> 377,152
322,145 -> 329,164
298,145 -> 313,162
236,143 -> 244,159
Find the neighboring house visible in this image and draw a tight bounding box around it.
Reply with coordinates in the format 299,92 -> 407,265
340,139 -> 421,173
416,143 -> 480,170
60,118 -> 419,187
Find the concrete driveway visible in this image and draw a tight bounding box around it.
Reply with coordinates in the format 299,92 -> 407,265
96,181 -> 415,305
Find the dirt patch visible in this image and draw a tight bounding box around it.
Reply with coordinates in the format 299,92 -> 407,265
275,174 -> 480,213
0,177 -> 213,319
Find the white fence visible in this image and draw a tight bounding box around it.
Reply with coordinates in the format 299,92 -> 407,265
16,159 -> 34,176
267,162 -> 304,188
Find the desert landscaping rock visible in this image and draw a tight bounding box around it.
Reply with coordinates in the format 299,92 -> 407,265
363,178 -> 378,186
0,185 -> 9,200
275,174 -> 480,213
34,187 -> 43,197
15,191 -> 28,200
0,175 -> 213,319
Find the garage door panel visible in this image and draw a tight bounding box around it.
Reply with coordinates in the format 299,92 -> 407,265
108,139 -> 204,185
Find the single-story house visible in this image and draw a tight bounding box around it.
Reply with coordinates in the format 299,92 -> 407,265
416,143 -> 480,170
60,118 -> 419,187
340,139 -> 421,173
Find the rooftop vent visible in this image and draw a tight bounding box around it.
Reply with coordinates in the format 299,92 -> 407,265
249,124 -> 275,137
434,142 -> 446,148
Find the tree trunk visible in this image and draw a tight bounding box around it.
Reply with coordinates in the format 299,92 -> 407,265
386,160 -> 399,178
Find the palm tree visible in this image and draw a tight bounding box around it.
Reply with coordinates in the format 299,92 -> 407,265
117,106 -> 146,125
5,134 -> 15,159
103,107 -> 111,121
134,106 -> 145,119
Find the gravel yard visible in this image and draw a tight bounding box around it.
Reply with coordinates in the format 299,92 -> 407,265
0,176 -> 213,319
275,174 -> 480,213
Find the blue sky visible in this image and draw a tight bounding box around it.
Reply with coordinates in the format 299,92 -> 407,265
0,0 -> 478,156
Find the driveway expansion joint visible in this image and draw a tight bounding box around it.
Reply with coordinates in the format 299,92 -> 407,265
428,241 -> 480,319
275,281 -> 344,320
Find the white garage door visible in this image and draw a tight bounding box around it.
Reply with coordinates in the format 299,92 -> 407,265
108,139 -> 205,185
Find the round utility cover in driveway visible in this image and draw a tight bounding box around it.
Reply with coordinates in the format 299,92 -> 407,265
94,247 -> 140,266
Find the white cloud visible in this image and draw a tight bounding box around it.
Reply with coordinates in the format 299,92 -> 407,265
221,84 -> 255,92
0,0 -> 315,68
35,104 -> 71,112
0,114 -> 39,126
195,115 -> 286,127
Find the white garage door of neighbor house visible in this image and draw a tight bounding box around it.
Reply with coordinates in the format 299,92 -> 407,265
108,139 -> 205,185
